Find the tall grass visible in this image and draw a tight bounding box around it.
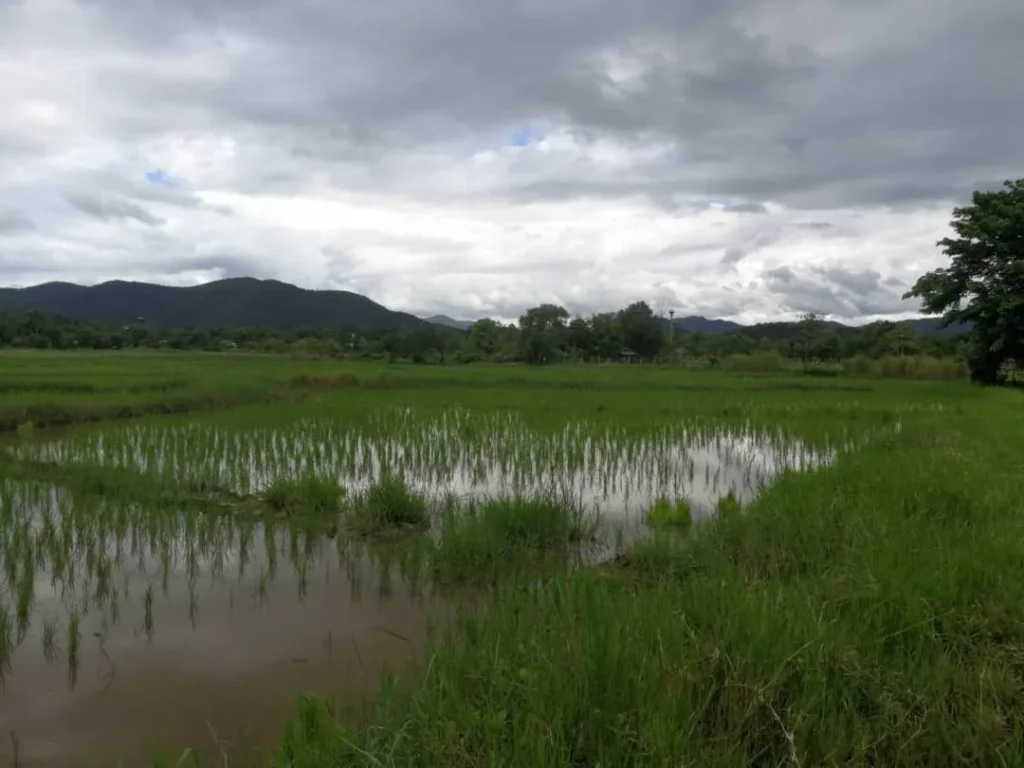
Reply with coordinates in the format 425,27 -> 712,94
264,387 -> 1024,766
432,495 -> 595,582
347,474 -> 429,535
263,475 -> 346,513
843,354 -> 968,380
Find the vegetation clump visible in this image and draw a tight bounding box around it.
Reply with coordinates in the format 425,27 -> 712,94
348,473 -> 429,535
645,495 -> 693,529
262,475 -> 346,513
432,495 -> 595,582
716,491 -> 742,518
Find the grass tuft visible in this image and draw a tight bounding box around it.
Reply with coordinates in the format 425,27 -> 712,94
645,495 -> 693,529
262,475 -> 346,513
716,490 -> 742,518
432,495 -> 595,583
347,473 -> 429,535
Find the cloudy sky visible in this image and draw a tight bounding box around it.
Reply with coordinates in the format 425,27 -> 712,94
1,0 -> 1022,324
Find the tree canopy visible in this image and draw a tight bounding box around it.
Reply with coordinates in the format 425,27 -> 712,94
905,179 -> 1024,383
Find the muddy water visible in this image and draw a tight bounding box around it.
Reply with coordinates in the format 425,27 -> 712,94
0,510 -> 443,768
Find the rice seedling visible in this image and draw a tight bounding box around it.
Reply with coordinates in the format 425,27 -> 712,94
645,495 -> 693,529
347,473 -> 429,535
66,610 -> 80,688
0,604 -> 11,685
41,616 -> 58,664
263,475 -> 346,514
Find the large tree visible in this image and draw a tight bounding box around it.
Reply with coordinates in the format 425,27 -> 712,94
905,180 -> 1024,383
617,301 -> 664,358
519,303 -> 569,364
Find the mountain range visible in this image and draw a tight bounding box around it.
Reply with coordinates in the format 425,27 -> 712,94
0,278 -> 427,330
0,277 -> 967,337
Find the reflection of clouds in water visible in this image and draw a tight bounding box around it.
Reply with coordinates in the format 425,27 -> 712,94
15,411 -> 837,522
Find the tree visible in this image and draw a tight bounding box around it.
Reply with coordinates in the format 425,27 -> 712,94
519,304 -> 569,364
617,301 -> 664,358
904,180 -> 1024,383
468,318 -> 502,356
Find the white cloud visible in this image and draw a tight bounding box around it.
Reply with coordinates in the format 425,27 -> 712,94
1,0 -> 1021,323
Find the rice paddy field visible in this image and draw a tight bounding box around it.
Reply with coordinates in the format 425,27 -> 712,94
1,350 -> 1023,766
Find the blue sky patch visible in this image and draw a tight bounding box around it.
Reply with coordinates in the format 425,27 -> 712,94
144,168 -> 174,186
510,124 -> 544,147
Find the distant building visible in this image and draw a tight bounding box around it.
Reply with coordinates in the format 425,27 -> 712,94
620,347 -> 639,364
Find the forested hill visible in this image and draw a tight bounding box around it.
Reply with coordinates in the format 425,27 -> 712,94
0,276 -> 966,337
667,315 -> 968,338
0,278 -> 429,330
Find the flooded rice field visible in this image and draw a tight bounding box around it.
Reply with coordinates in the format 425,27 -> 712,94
12,409 -> 840,521
0,408 -> 846,766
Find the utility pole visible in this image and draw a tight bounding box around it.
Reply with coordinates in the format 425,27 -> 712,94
668,308 -> 675,345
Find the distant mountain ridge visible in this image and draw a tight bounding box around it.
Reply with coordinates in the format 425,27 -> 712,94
0,278 -> 429,330
423,314 -> 474,331
665,315 -> 969,338
0,277 -> 967,336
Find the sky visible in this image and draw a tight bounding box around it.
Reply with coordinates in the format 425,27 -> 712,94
0,0 -> 1022,325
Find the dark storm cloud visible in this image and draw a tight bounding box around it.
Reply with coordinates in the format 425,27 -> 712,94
65,193 -> 164,226
11,0 -> 1013,209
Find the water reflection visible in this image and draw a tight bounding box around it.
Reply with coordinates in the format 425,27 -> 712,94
0,483 -> 436,767
12,409 -> 837,520
0,410 -> 844,765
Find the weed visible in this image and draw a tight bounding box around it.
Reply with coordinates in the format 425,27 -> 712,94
263,475 -> 346,513
716,490 -> 742,517
646,495 -> 693,529
347,473 -> 429,534
432,495 -> 594,582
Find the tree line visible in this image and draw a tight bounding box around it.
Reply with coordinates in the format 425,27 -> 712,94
0,304 -> 965,365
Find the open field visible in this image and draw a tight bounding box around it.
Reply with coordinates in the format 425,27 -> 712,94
0,351 -> 1021,766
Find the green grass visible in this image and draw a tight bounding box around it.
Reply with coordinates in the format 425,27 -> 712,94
346,473 -> 429,535
262,475 -> 346,513
259,388 -> 1024,767
645,495 -> 693,528
0,351 -> 1020,766
431,495 -> 595,583
716,490 -> 743,517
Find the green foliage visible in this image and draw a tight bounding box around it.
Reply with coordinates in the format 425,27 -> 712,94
645,495 -> 693,529
716,491 -> 742,517
519,303 -> 570,364
905,179 -> 1024,383
265,390 -> 1024,766
349,473 -> 429,533
617,301 -> 664,357
722,351 -> 788,372
432,495 -> 594,582
262,475 -> 346,512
